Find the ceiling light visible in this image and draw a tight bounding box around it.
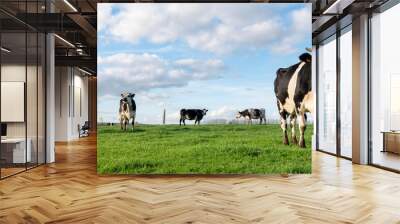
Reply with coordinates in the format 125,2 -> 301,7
78,67 -> 93,76
54,34 -> 75,48
1,47 -> 11,53
63,0 -> 78,12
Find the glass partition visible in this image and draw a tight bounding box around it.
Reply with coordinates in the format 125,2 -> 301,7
0,2 -> 46,179
317,35 -> 337,154
370,3 -> 400,171
1,30 -> 28,177
339,27 -> 352,158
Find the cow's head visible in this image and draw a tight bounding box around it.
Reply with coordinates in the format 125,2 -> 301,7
202,109 -> 208,115
121,93 -> 135,103
121,93 -> 135,98
299,52 -> 311,63
236,111 -> 245,119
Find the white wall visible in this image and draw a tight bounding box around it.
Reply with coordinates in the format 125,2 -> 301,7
71,72 -> 89,138
55,67 -> 69,141
1,65 -> 38,138
317,37 -> 337,154
1,63 -> 47,164
54,67 -> 89,141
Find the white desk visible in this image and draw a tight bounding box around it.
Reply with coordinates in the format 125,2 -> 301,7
1,138 -> 31,163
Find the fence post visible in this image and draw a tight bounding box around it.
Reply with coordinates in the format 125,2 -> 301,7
163,109 -> 166,125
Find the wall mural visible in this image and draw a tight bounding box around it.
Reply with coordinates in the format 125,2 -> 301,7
97,3 -> 312,174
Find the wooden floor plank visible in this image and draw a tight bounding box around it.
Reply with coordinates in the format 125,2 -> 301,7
0,136 -> 399,223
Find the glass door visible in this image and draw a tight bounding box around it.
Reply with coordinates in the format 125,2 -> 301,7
370,3 -> 400,171
339,26 -> 352,158
1,30 -> 28,178
317,35 -> 337,154
0,1 -> 47,179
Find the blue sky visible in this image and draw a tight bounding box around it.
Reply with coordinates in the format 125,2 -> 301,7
98,3 -> 311,124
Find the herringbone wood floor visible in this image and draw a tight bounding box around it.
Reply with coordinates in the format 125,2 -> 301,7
1,136 -> 400,224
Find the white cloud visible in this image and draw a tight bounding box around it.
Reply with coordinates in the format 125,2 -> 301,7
207,106 -> 238,120
98,4 -> 311,54
166,111 -> 180,123
140,92 -> 169,102
186,19 -> 282,54
174,58 -> 224,79
271,6 -> 311,54
291,6 -> 311,34
98,4 -> 113,31
98,4 -> 210,44
98,53 -> 224,97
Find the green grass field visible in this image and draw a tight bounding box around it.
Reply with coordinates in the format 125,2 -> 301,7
97,124 -> 312,174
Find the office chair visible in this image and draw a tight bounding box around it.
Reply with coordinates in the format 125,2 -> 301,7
79,121 -> 90,138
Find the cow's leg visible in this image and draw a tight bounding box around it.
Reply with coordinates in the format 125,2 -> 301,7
131,116 -> 135,130
120,116 -> 124,130
298,112 -> 306,148
290,114 -> 298,145
259,118 -> 262,125
179,118 -> 182,126
279,112 -> 289,145
183,119 -> 186,126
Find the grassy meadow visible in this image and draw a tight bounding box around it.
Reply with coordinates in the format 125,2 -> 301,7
97,124 -> 312,174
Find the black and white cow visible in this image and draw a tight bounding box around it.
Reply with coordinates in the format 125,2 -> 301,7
274,52 -> 313,148
236,108 -> 266,125
180,109 -> 208,126
119,93 -> 136,131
